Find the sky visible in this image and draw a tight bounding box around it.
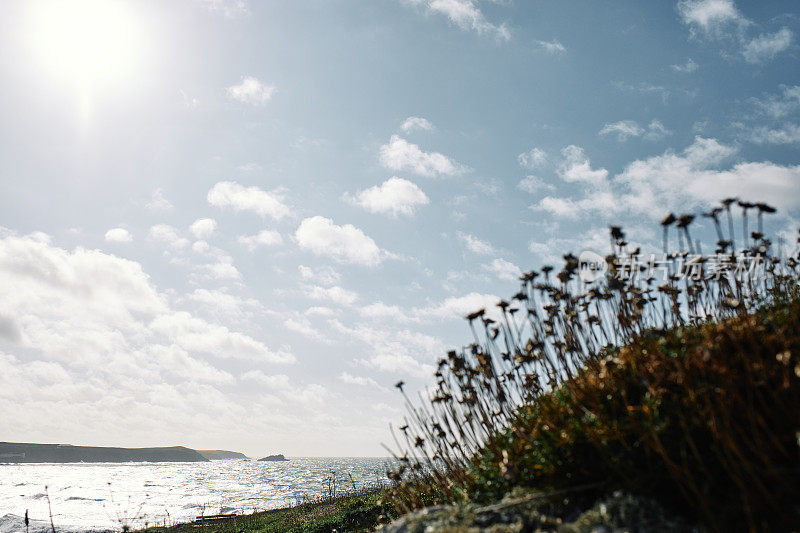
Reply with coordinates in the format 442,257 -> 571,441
0,0 -> 799,457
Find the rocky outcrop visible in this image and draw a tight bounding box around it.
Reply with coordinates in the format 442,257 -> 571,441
379,491 -> 702,533
0,442 -> 208,463
258,454 -> 289,461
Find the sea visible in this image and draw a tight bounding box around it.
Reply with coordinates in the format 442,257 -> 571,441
0,458 -> 392,533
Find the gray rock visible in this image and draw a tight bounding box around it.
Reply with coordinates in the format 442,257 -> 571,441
379,491 -> 703,533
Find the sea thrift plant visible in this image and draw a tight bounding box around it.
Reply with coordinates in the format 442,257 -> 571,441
387,199 -> 800,531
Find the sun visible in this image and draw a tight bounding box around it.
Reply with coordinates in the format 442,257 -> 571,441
30,0 -> 142,89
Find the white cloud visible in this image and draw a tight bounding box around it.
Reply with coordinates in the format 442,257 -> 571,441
536,39 -> 566,54
0,231 -> 293,411
240,370 -> 290,389
189,218 -> 217,239
150,312 -> 292,362
347,177 -> 429,217
407,0 -> 510,40
207,181 -> 291,220
330,319 -> 440,378
483,258 -> 522,281
599,120 -> 670,142
298,265 -> 341,286
416,292 -> 502,321
599,120 -> 644,141
457,231 -> 495,255
148,224 -> 189,250
295,216 -> 383,267
750,124 -> 800,145
104,228 -> 133,243
339,372 -> 385,390
200,258 -> 241,280
644,120 -> 671,140
671,58 -> 699,73
558,145 -> 608,184
616,136 -> 800,215
303,284 -> 358,306
198,0 -> 248,18
517,175 -> 555,194
227,76 -> 276,105
530,192 -> 619,219
528,137 -> 800,220
743,28 -> 793,63
357,301 -> 416,323
146,188 -> 173,212
379,135 -> 466,177
237,230 -> 283,251
677,0 -> 747,37
517,147 -> 547,169
750,85 -> 800,119
400,116 -> 434,133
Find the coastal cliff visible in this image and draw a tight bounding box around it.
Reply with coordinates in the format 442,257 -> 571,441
0,442 -> 208,463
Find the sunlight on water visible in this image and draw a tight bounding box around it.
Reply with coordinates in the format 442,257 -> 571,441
0,458 -> 391,532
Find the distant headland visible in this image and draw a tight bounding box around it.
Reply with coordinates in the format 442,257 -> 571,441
0,442 -> 247,463
258,454 -> 288,461
197,449 -> 249,460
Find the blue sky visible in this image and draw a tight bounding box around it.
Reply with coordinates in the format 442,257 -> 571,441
0,0 -> 798,457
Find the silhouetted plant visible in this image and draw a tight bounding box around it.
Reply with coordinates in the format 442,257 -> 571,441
386,199 -> 800,531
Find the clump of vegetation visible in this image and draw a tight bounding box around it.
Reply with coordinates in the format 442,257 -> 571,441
140,490 -> 393,533
387,199 -> 800,531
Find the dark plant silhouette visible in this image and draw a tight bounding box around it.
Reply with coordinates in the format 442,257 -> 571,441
385,199 -> 800,531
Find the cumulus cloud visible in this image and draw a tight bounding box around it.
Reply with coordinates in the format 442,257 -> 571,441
295,216 -> 383,266
146,188 -> 173,212
536,39 -> 566,54
148,224 -> 189,250
529,137 -> 800,220
104,228 -> 133,243
400,116 -> 434,133
678,0 -> 791,63
416,292 -> 502,321
357,302 -> 416,323
207,181 -> 291,220
405,0 -> 510,40
677,0 -> 747,37
346,177 -> 429,217
298,265 -> 341,286
189,218 -> 217,239
483,258 -> 522,281
226,76 -> 276,105
339,372 -> 384,390
517,175 -> 555,194
615,136 -> 800,215
517,147 -> 548,169
743,28 -> 793,64
330,319 -> 441,378
237,230 -> 282,251
0,231 -> 292,395
379,135 -> 466,177
558,145 -> 608,184
303,284 -> 359,306
457,231 -> 495,255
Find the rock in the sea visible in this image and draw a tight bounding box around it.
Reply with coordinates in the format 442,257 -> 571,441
258,454 -> 289,461
379,491 -> 703,532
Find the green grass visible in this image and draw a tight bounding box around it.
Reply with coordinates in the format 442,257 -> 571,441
139,491 -> 393,533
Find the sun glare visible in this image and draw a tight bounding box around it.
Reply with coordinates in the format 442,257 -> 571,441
30,0 -> 142,89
